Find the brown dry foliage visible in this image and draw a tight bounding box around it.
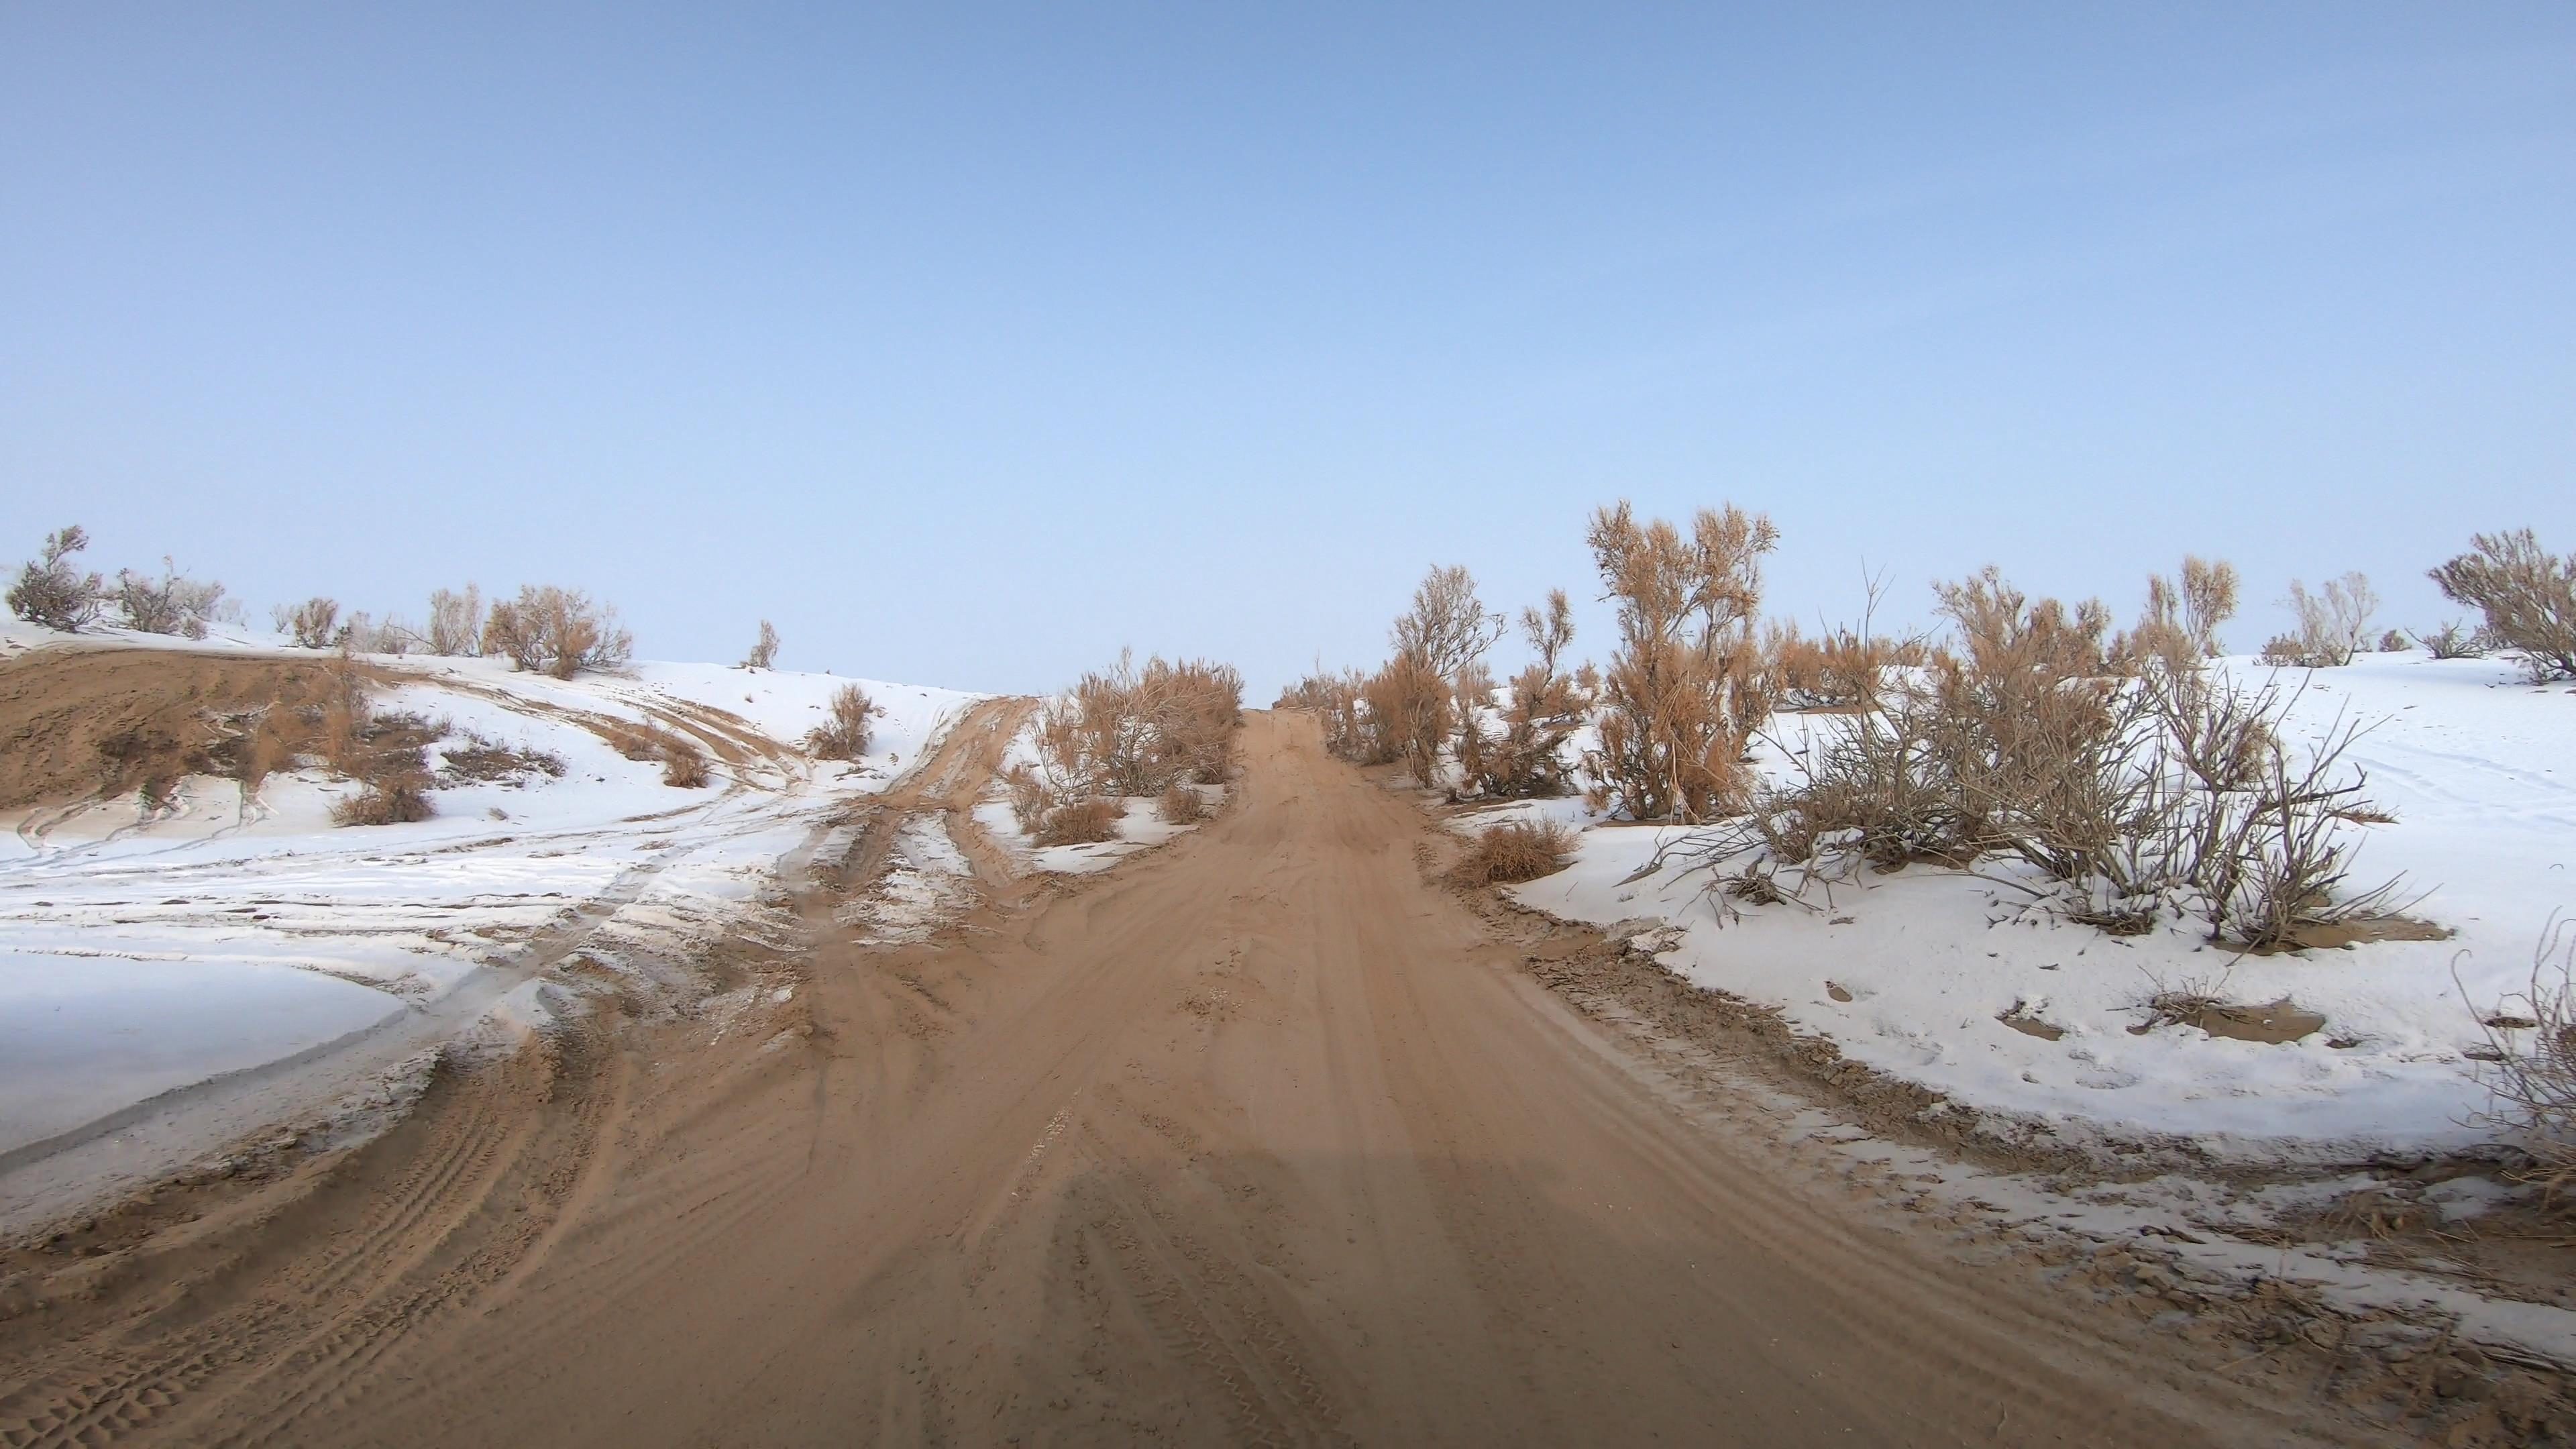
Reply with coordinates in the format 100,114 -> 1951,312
1582,500 -> 1778,822
1158,782 -> 1209,824
481,585 -> 633,678
2430,529 -> 2576,682
425,586 -> 484,656
661,735 -> 710,788
1361,653 -> 1450,788
278,597 -> 342,650
1033,795 -> 1122,846
2473,917 -> 2576,1213
806,684 -> 876,760
1035,651 -> 1244,797
1462,589 -> 1589,798
1452,818 -> 1576,885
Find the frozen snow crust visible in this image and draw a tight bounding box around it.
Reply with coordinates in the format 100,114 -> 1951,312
1495,652 -> 2576,1159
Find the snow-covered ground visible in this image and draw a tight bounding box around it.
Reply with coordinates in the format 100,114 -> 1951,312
0,619 -> 979,1218
1485,652 -> 2576,1161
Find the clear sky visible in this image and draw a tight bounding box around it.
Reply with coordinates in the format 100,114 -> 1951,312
5,4 -> 2571,696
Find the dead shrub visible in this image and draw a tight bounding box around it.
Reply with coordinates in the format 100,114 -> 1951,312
276,597 -> 342,650
1158,782 -> 1209,824
2430,529 -> 2576,682
1034,795 -> 1122,846
2138,555 -> 2241,660
1732,576 -> 2399,945
1004,763 -> 1055,834
743,619 -> 780,670
1581,500 -> 1778,821
660,735 -> 710,788
113,557 -> 229,639
426,585 -> 484,656
7,525 -> 105,632
1034,651 -> 1246,797
330,776 -> 435,826
2471,917 -> 2576,1212
1452,818 -> 1576,885
1465,590 -> 1589,798
806,684 -> 877,760
318,679 -> 443,826
2376,628 -> 2406,653
435,733 -> 566,784
2267,573 -> 2377,668
1362,652 -> 1450,788
2412,620 -> 2488,660
480,585 -> 633,678
1277,668 -> 1375,761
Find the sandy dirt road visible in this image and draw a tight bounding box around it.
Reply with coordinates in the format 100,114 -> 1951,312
1,710 -> 2354,1446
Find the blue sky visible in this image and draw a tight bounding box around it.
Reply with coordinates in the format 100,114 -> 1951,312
5,4 -> 2571,694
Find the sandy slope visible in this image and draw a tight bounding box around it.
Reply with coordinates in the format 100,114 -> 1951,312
0,710 -> 2400,1448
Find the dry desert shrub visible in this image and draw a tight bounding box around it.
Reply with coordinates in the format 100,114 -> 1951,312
276,597 -> 342,650
113,557 -> 231,639
1581,500 -> 1778,822
660,735 -> 711,788
1035,651 -> 1245,797
1033,795 -> 1122,846
1362,651 -> 1452,788
2471,916 -> 2576,1212
2430,529 -> 2576,682
1003,763 -> 1055,834
806,683 -> 877,760
743,619 -> 780,670
2375,628 -> 2406,653
2263,572 -> 2377,669
331,774 -> 435,826
426,586 -> 485,655
5,525 -> 105,633
434,733 -> 565,784
481,585 -> 633,678
2412,620 -> 2489,659
1730,566 -> 2398,946
1465,590 -> 1591,798
1277,668 -> 1375,761
1452,818 -> 1576,885
1158,782 -> 1209,824
2135,555 -> 2241,662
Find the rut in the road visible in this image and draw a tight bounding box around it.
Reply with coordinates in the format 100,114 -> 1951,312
0,710 -> 2390,1446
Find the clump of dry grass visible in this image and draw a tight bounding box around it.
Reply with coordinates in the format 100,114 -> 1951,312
330,775 -> 435,826
1158,782 -> 1208,824
660,735 -> 710,788
1451,818 -> 1576,885
806,684 -> 876,760
434,733 -> 566,784
481,585 -> 632,678
1034,796 -> 1122,846
2430,529 -> 2576,682
597,716 -> 710,786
